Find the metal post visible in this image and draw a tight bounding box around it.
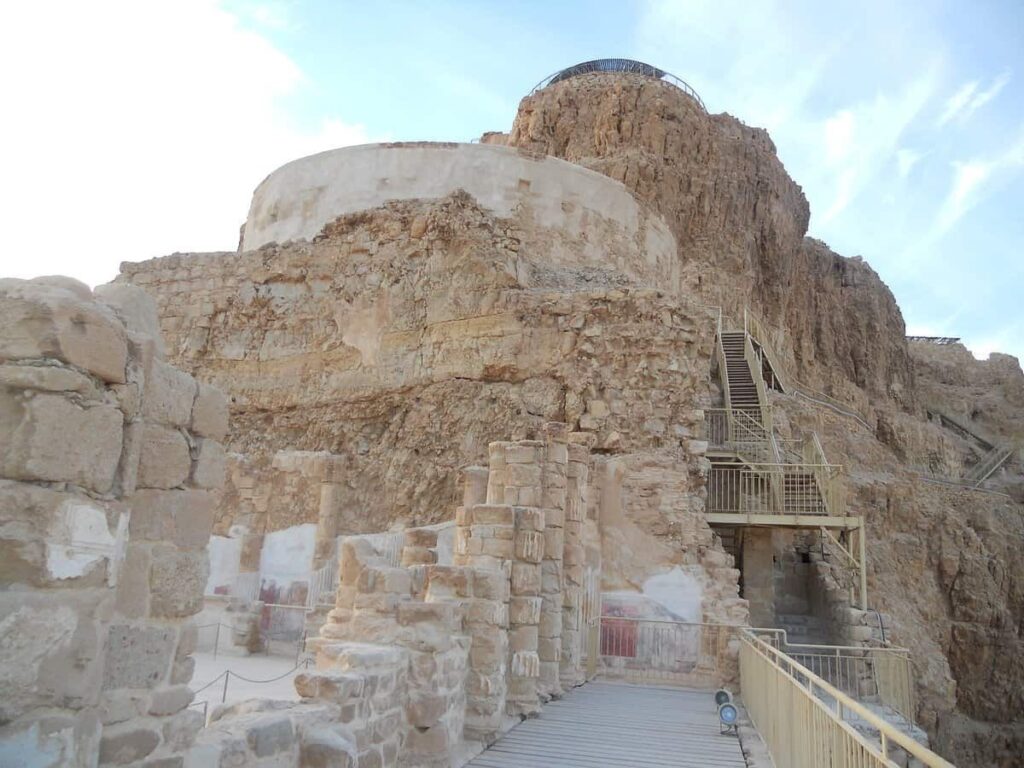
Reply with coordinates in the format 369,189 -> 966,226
213,622 -> 220,660
222,671 -> 229,704
858,519 -> 868,610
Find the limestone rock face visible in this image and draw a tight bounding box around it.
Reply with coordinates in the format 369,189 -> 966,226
506,73 -> 914,405
121,193 -> 713,556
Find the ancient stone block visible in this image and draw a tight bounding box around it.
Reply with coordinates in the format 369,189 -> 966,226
116,543 -> 151,618
148,685 -> 194,716
0,362 -> 98,396
102,624 -> 176,690
128,489 -> 214,549
0,278 -> 127,383
190,438 -> 226,490
511,562 -> 541,595
190,382 -> 228,441
509,596 -> 542,626
142,360 -> 196,428
98,723 -> 160,765
137,423 -> 190,489
0,392 -> 123,493
513,507 -> 544,532
94,283 -> 164,357
246,714 -> 295,757
148,546 -> 207,619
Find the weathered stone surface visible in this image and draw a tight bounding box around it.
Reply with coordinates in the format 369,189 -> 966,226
0,362 -> 99,396
137,423 -> 190,489
128,489 -> 214,549
190,438 -> 226,490
98,723 -> 160,765
149,546 -> 207,618
0,278 -> 127,383
143,360 -> 196,428
94,282 -> 165,358
0,392 -> 123,493
102,624 -> 176,690
191,382 -> 229,441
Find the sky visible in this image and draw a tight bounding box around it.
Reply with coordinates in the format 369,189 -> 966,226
0,1 -> 1021,362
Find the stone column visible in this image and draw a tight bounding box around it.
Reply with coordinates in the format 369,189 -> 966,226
743,528 -> 776,627
538,423 -> 568,699
561,434 -> 591,688
452,504 -> 513,744
499,439 -> 546,717
313,481 -> 342,571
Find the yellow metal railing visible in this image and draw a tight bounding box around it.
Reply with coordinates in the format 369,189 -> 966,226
803,432 -> 845,516
740,631 -> 953,768
744,329 -> 774,432
598,617 -> 739,686
708,461 -> 846,517
704,407 -> 775,462
741,306 -> 876,427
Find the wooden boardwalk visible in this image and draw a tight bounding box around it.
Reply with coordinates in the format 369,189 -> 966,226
466,682 -> 747,768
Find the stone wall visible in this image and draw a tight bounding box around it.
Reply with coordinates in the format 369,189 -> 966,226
120,193 -> 714,543
0,276 -> 226,766
190,425 -> 602,767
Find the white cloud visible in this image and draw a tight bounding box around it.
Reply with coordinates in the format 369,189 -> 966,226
937,71 -> 1011,126
896,149 -> 922,180
935,130 -> 1024,233
824,110 -> 855,164
0,0 -> 372,287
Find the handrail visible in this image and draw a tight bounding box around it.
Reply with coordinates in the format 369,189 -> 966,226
743,332 -> 773,432
739,305 -> 875,428
740,631 -> 953,767
966,444 -> 1015,485
714,309 -> 736,443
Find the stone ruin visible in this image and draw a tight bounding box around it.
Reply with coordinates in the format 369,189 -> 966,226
0,277 -> 226,766
3,61 -> 1024,768
0,275 -> 739,766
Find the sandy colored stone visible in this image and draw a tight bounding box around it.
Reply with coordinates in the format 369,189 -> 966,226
136,423 -> 190,489
0,278 -> 127,383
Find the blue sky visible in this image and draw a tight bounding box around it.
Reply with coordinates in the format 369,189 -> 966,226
1,1 -> 1021,361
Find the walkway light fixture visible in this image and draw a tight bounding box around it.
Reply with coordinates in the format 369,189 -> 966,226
715,689 -> 738,735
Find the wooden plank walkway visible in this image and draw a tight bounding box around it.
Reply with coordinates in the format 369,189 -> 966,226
466,682 -> 747,767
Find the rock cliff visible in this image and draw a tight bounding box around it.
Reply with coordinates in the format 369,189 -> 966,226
507,73 -> 915,406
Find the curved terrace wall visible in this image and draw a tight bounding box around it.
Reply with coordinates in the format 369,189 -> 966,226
242,142 -> 680,291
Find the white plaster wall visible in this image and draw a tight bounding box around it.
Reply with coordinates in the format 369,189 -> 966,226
241,143 -> 679,291
205,535 -> 241,596
259,523 -> 317,598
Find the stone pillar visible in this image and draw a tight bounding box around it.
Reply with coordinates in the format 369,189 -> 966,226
743,528 -> 776,627
538,423 -> 568,699
561,434 -> 591,688
313,481 -> 342,571
509,505 -> 544,717
449,503 -> 513,744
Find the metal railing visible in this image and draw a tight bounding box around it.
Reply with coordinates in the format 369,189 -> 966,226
704,407 -> 776,462
965,444 -> 1015,486
781,643 -> 914,722
306,562 -> 337,609
708,462 -> 845,517
744,332 -> 774,432
740,631 -> 952,768
232,571 -> 261,602
597,617 -> 739,686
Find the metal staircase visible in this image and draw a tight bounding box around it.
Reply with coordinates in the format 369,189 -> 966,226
706,307 -> 866,610
965,444 -> 1015,486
